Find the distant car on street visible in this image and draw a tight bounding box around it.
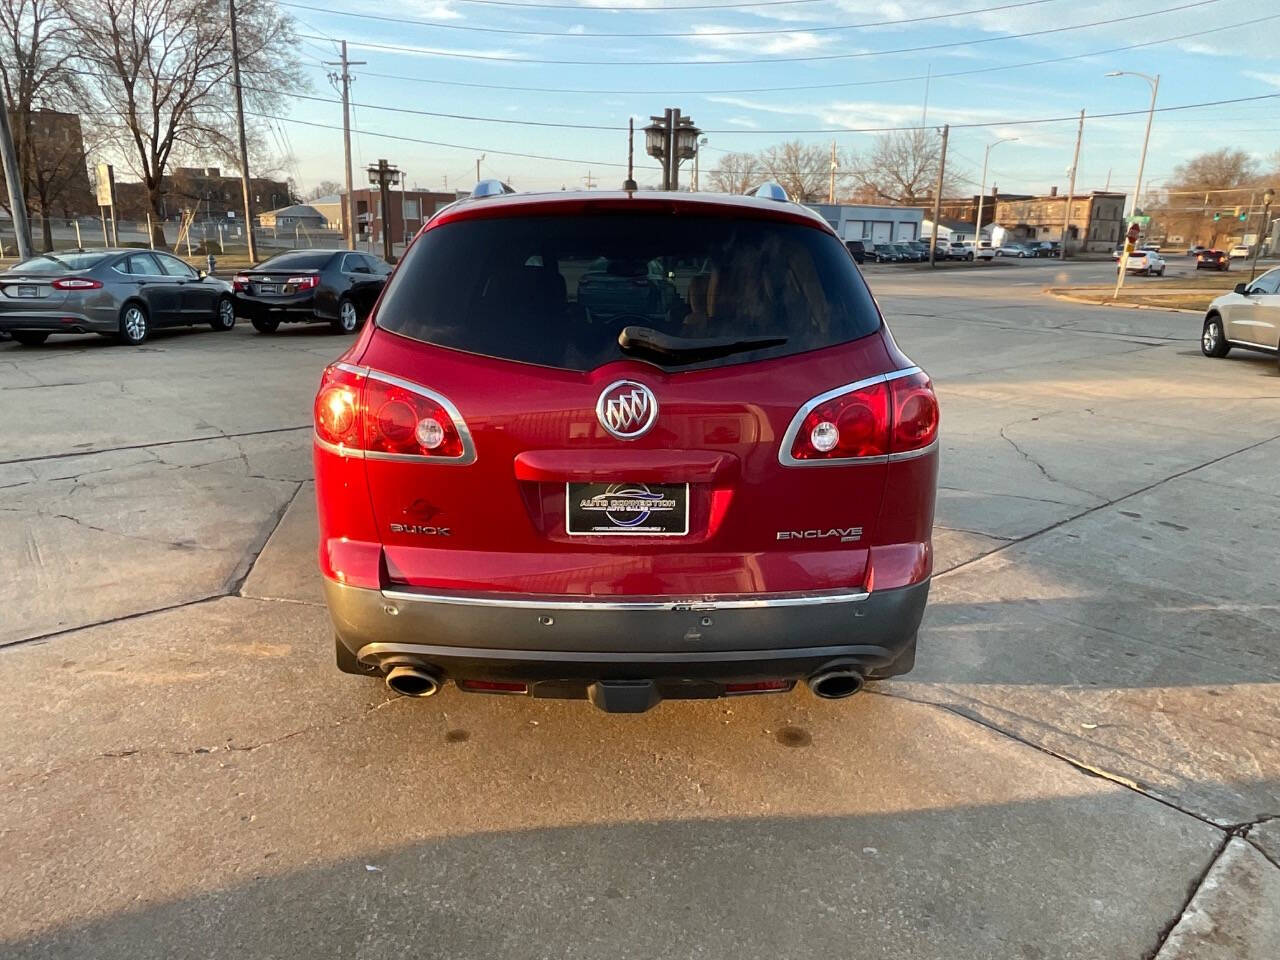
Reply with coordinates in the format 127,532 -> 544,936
233,249 -> 392,334
996,243 -> 1032,258
1228,244 -> 1251,260
1196,249 -> 1229,271
844,240 -> 866,264
947,241 -> 976,261
871,243 -> 904,263
893,242 -> 923,262
1119,250 -> 1166,276
0,249 -> 235,346
975,241 -> 996,261
906,240 -> 931,261
1138,242 -> 1161,252
1200,266 -> 1280,365
1187,245 -> 1209,257
1032,241 -> 1061,258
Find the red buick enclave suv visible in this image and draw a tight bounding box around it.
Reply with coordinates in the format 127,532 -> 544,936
313,182 -> 938,712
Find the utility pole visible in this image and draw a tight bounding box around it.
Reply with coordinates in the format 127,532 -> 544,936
476,154 -> 485,184
366,159 -> 400,263
1249,188 -> 1273,283
828,140 -> 837,204
228,0 -> 257,262
929,124 -> 948,268
325,42 -> 364,250
624,118 -> 637,191
582,170 -> 597,190
0,92 -> 33,260
1060,109 -> 1084,261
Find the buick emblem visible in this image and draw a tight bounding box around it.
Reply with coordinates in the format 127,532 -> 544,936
596,380 -> 658,440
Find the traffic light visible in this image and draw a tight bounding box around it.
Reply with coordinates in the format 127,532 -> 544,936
1213,212 -> 1221,221
1239,210 -> 1248,222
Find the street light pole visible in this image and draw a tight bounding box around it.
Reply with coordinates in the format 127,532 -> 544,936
973,136 -> 1016,261
1106,71 -> 1159,220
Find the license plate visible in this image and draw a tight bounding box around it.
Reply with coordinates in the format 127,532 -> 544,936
258,283 -> 278,294
16,285 -> 37,298
566,482 -> 689,536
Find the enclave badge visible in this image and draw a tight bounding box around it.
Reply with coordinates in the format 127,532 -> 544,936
596,380 -> 658,440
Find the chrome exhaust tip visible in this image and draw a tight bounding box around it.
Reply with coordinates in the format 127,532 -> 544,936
808,668 -> 865,700
384,665 -> 442,698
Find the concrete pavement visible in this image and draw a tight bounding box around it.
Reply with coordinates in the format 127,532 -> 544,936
0,271 -> 1275,958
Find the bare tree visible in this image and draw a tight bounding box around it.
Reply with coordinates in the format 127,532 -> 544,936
0,0 -> 83,249
66,0 -> 301,246
305,179 -> 343,201
758,140 -> 829,202
1169,149 -> 1257,191
707,152 -> 758,195
849,129 -> 959,206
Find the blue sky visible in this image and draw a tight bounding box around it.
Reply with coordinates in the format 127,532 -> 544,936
269,0 -> 1280,199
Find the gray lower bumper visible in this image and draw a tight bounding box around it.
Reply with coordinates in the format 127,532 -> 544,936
325,578 -> 928,682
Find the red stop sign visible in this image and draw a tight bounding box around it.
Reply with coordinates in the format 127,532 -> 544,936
1127,223 -> 1141,243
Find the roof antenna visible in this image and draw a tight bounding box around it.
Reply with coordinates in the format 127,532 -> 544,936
623,118 -> 638,192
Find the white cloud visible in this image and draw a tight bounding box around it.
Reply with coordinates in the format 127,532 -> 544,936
399,0 -> 463,20
1244,71 -> 1280,88
725,116 -> 761,129
686,25 -> 832,56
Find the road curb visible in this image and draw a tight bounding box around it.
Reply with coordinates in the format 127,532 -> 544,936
1043,289 -> 1204,314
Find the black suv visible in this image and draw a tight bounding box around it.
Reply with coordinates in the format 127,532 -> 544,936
844,240 -> 866,264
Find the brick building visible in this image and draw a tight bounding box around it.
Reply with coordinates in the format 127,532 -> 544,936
312,189 -> 461,244
994,190 -> 1127,252
0,109 -> 95,217
113,167 -> 292,221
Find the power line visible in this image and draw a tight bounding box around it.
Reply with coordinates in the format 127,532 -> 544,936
295,13 -> 1273,95
280,0 -> 1070,39
256,82 -> 1280,139
249,110 -> 662,171
301,0 -> 1226,65
329,0 -> 959,9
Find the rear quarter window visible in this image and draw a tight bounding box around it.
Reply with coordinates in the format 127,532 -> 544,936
376,212 -> 882,372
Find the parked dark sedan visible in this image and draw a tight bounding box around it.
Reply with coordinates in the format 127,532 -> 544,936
0,249 -> 235,346
1195,249 -> 1229,271
1033,241 -> 1061,258
872,243 -> 903,263
233,249 -> 392,334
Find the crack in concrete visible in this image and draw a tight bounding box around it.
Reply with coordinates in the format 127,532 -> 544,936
0,424 -> 311,467
997,421 -> 1104,500
938,429 -> 1280,583
228,481 -> 305,595
1144,834 -> 1233,960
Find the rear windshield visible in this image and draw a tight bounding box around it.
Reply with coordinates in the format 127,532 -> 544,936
376,213 -> 882,371
8,252 -> 110,274
255,251 -> 334,270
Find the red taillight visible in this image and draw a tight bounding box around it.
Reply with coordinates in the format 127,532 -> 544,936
287,275 -> 319,291
890,371 -> 939,452
314,364 -> 471,461
724,679 -> 793,695
786,370 -> 938,463
232,274 -> 250,292
51,277 -> 103,290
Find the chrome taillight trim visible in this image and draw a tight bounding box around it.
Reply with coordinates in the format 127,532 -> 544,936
380,587 -> 870,611
777,366 -> 926,467
315,362 -> 477,465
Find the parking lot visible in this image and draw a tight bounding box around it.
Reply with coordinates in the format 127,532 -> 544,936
2,261 -> 1277,958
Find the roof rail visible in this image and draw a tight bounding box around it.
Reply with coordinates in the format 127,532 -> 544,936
471,179 -> 515,199
746,181 -> 790,202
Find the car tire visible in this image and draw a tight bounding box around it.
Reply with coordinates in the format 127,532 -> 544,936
1201,314 -> 1230,358
251,317 -> 279,334
11,331 -> 50,346
117,302 -> 149,345
332,298 -> 360,334
211,296 -> 236,331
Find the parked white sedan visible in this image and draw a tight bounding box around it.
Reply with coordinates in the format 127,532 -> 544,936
1119,250 -> 1167,276
1228,244 -> 1252,260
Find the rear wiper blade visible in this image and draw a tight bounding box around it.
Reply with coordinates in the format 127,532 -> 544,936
618,325 -> 786,364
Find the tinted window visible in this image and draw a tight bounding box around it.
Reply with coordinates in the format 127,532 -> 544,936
361,255 -> 387,274
377,214 -> 882,372
156,254 -> 196,278
8,252 -> 111,274
1248,270 -> 1280,295
256,251 -> 335,270
121,253 -> 164,276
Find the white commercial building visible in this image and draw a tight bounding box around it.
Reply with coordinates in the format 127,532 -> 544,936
805,203 -> 926,245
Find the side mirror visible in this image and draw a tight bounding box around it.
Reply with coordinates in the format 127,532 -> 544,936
1234,283 -> 1248,295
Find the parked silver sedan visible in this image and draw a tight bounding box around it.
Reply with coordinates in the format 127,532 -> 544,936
1200,266 -> 1280,364
0,249 -> 236,346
